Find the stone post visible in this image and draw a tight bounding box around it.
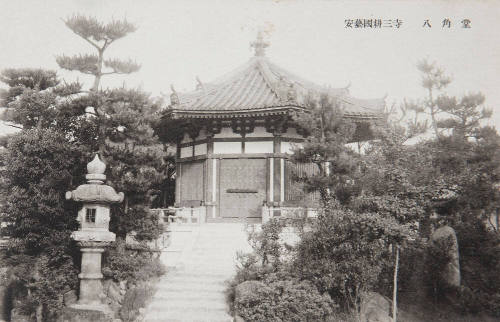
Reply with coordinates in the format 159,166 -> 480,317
65,154 -> 124,314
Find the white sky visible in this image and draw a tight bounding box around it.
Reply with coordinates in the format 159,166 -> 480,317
0,0 -> 499,135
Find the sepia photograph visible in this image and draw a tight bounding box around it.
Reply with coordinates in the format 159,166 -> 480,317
0,1 -> 499,321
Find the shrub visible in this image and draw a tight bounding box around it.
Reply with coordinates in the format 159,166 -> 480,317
102,239 -> 166,284
246,218 -> 286,270
5,247 -> 79,320
292,204 -> 405,310
119,282 -> 156,322
453,221 -> 500,316
234,277 -> 336,322
375,238 -> 427,301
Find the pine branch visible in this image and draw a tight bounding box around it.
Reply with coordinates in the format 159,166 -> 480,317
56,54 -> 99,75
63,15 -> 136,44
104,59 -> 141,74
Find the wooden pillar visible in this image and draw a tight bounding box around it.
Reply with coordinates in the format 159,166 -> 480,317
175,138 -> 182,207
280,158 -> 285,203
273,134 -> 282,205
205,135 -> 217,218
268,157 -> 274,203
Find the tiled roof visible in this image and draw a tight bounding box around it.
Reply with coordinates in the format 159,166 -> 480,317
170,56 -> 385,119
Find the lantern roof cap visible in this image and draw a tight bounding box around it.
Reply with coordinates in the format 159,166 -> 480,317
66,155 -> 124,204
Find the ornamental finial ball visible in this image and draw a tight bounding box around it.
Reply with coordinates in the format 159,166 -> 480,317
87,154 -> 106,175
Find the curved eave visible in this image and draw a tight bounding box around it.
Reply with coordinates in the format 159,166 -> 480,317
168,105 -> 304,119
166,105 -> 384,120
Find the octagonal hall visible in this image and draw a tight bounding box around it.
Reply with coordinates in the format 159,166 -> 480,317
158,33 -> 385,222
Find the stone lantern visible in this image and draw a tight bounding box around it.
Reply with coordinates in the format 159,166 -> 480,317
65,154 -> 124,311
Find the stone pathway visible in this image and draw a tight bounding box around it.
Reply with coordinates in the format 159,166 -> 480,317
144,223 -> 253,322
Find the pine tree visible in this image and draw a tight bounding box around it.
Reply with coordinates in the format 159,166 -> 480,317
291,92 -> 361,204
416,59 -> 452,137
436,92 -> 492,140
56,15 -> 141,155
56,15 -> 139,92
54,15 -> 170,239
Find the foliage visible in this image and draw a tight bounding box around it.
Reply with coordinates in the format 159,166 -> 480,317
399,59 -> 452,137
98,88 -> 167,239
4,250 -> 79,320
291,93 -> 362,204
0,68 -> 59,107
104,241 -> 165,322
1,129 -> 88,253
293,201 -> 410,310
102,239 -> 165,321
436,93 -> 492,139
119,282 -> 156,322
102,239 -> 165,284
57,15 -> 139,92
383,60 -> 500,318
452,222 -> 500,316
55,14 -> 172,238
234,276 -> 336,322
0,129 -> 85,318
246,218 -> 287,269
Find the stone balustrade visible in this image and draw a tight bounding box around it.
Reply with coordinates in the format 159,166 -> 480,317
261,205 -> 320,223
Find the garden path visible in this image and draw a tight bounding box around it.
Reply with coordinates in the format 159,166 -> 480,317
144,223 -> 253,322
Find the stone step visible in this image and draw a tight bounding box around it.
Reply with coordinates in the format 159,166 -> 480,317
156,283 -> 227,292
155,288 -> 226,298
164,271 -> 230,278
160,283 -> 227,293
161,274 -> 230,282
147,300 -> 227,312
145,309 -> 232,322
150,293 -> 227,304
144,223 -> 251,322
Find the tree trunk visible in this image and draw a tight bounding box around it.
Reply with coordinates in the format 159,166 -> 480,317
91,48 -> 104,93
427,88 -> 440,138
393,245 -> 400,322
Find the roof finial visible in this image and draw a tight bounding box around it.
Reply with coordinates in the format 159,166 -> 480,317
251,31 -> 269,57
196,76 -> 205,91
170,84 -> 179,106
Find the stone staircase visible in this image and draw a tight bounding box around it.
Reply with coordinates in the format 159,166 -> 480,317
144,223 -> 253,322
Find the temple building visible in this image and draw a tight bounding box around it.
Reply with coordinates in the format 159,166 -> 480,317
159,33 -> 385,222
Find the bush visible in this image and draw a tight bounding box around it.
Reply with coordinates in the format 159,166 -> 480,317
119,282 -> 156,322
292,204 -> 404,310
451,221 -> 500,316
246,218 -> 287,269
374,238 -> 427,301
5,247 -> 79,320
102,239 -> 166,284
234,277 -> 336,322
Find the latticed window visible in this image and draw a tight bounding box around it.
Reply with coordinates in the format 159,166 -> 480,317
85,208 -> 96,223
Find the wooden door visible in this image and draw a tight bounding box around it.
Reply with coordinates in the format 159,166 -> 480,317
219,158 -> 266,219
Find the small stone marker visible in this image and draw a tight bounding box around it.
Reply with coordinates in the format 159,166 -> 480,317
430,225 -> 460,287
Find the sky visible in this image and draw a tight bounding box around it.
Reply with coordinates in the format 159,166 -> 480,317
0,0 -> 499,135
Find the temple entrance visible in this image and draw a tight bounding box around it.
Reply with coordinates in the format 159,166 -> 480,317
219,158 -> 266,219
